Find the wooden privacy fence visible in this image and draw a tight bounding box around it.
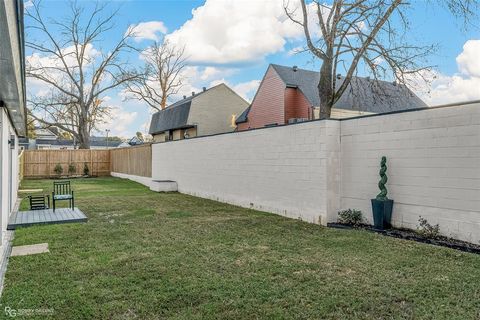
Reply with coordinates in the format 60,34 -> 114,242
18,150 -> 24,181
22,144 -> 152,179
23,149 -> 111,178
110,144 -> 152,177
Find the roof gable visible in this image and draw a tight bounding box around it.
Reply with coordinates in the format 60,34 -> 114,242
149,83 -> 248,135
270,64 -> 427,113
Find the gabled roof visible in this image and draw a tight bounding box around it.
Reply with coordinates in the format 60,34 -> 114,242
148,101 -> 192,135
235,106 -> 250,124
270,64 -> 427,113
149,83 -> 241,135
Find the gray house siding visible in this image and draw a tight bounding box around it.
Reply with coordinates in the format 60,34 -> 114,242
187,84 -> 249,136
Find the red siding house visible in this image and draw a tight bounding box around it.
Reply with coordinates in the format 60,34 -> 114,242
236,64 -> 427,130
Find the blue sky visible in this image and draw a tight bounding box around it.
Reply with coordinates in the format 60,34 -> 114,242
25,0 -> 480,138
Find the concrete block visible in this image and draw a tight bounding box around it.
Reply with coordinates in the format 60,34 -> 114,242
150,180 -> 178,192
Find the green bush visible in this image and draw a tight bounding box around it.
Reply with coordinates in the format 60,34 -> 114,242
417,216 -> 440,239
54,163 -> 63,176
338,209 -> 363,226
68,163 -> 76,175
83,162 -> 90,176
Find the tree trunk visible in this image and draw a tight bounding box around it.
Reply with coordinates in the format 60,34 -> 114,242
318,60 -> 334,119
77,118 -> 90,149
160,95 -> 167,110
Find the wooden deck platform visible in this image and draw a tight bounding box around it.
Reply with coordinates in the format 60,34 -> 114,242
7,208 -> 87,230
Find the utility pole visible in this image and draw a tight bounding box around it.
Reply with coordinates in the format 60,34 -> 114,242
105,129 -> 110,149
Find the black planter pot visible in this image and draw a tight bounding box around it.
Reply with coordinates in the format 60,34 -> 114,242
371,199 -> 394,230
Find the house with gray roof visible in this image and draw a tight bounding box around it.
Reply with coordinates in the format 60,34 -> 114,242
149,83 -> 249,142
236,64 -> 427,130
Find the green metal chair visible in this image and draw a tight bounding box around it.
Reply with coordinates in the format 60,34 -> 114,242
28,194 -> 50,210
52,181 -> 74,211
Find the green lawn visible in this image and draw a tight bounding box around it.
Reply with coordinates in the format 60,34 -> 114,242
2,177 -> 480,319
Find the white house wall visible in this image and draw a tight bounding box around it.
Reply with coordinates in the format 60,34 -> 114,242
0,108 -> 18,247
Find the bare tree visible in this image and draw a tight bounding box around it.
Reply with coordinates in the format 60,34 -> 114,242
123,41 -> 187,111
285,0 -> 479,119
26,1 -> 137,148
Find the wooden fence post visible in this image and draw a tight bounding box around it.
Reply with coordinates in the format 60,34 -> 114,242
47,150 -> 51,178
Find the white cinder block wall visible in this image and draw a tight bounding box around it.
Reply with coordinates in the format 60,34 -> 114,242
151,102 -> 480,243
340,102 -> 480,243
153,121 -> 340,224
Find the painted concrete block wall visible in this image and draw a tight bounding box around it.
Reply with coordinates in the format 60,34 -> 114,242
339,102 -> 480,243
153,121 -> 341,224
150,102 -> 479,243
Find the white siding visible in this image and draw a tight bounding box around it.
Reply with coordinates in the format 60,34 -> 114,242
0,108 -> 19,246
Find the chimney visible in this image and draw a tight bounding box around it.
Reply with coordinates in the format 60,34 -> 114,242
392,81 -> 397,86
183,95 -> 187,99
366,76 -> 371,81
292,65 -> 298,72
336,74 -> 341,79
192,92 -> 195,96
202,87 -> 207,92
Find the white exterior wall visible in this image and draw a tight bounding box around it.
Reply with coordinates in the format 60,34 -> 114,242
0,108 -> 19,246
151,102 -> 480,243
153,121 -> 340,224
340,102 -> 480,243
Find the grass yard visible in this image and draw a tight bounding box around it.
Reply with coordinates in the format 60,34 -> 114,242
1,177 -> 480,319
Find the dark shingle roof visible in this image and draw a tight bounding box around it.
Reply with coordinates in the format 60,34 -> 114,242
148,85 -> 225,135
148,101 -> 191,135
35,139 -> 122,148
236,106 -> 250,124
270,64 -> 427,113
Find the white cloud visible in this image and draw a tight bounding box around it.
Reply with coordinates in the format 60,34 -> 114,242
165,0 -> 318,64
232,80 -> 261,101
170,65 -> 237,101
411,39 -> 480,105
209,78 -> 260,102
97,105 -> 138,137
24,0 -> 33,9
26,43 -> 100,97
456,40 -> 480,78
127,21 -> 168,42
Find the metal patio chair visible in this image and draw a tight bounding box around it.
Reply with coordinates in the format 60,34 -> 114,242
28,194 -> 50,210
52,181 -> 74,211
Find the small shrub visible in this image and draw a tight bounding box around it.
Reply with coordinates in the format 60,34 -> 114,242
83,162 -> 90,176
417,216 -> 440,239
68,163 -> 76,175
54,163 -> 63,176
338,209 -> 363,226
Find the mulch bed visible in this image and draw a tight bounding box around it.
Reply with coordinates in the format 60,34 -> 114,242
327,223 -> 480,255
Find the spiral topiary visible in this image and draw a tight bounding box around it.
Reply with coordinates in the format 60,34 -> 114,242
376,156 -> 388,201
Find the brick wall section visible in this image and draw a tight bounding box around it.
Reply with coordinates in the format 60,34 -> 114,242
238,66 -> 285,130
340,102 -> 480,243
284,88 -> 312,121
153,121 -> 340,224
151,102 -> 480,243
